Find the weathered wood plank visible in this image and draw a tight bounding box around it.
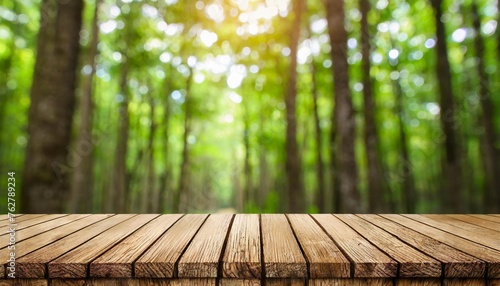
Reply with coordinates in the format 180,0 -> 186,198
470,214 -> 500,224
261,214 -> 307,278
313,214 -> 397,278
357,214 -> 485,277
407,214 -> 500,251
0,279 -> 47,286
1,215 -> 90,248
50,278 -> 216,286
219,279 -> 260,286
49,214 -> 159,278
90,214 -> 183,278
489,279 -> 500,285
442,279 -> 485,285
16,214 -> 135,278
0,214 -> 111,275
446,214 -> 500,232
135,214 -> 208,278
383,214 -> 500,278
287,214 -> 350,278
178,214 -> 233,278
222,214 -> 261,279
336,214 -> 441,278
266,278 -> 305,285
309,278 -> 393,285
1,214 -> 67,237
396,279 -> 441,285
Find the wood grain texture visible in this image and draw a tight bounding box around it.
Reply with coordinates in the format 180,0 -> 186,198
16,215 -> 135,278
383,214 -> 500,278
49,278 -> 216,286
309,278 -> 393,285
135,214 -> 208,278
266,278 -> 305,285
0,214 -> 110,275
0,280 -> 47,286
261,214 -> 307,278
471,214 -> 500,223
489,279 -> 500,285
91,214 -> 183,278
222,214 -> 261,279
178,214 -> 233,278
446,214 -> 500,232
287,214 -> 350,278
219,279 -> 260,286
409,215 -> 500,251
11,215 -> 90,244
396,279 -> 441,286
442,279 -> 485,286
0,214 -> 67,240
48,214 -> 159,278
357,214 -> 485,278
337,215 -> 442,278
313,214 -> 397,278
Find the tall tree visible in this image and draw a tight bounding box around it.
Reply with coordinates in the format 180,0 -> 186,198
360,0 -> 387,212
21,0 -> 84,213
158,68 -> 173,212
69,0 -> 101,213
430,0 -> 465,212
284,0 -> 306,213
324,0 -> 362,212
471,2 -> 500,212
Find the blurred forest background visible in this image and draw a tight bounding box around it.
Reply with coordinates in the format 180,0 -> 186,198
0,0 -> 499,214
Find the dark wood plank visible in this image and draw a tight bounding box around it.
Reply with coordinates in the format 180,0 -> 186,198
91,214 -> 183,278
178,214 -> 233,278
357,214 -> 485,278
446,215 -> 500,232
313,214 -> 397,278
489,279 -> 500,286
287,214 -> 350,278
135,214 -> 208,278
16,214 -> 135,278
309,278 -> 393,285
48,214 -> 158,278
266,278 -> 305,285
261,214 -> 307,278
397,279 -> 441,285
382,214 -> 500,278
221,214 -> 261,279
0,279 -> 47,286
407,215 -> 500,251
442,279 -> 484,285
50,278 -> 216,286
219,279 -> 260,286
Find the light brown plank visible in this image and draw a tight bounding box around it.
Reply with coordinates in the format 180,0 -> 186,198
447,214 -> 500,232
336,214 -> 441,278
48,214 -> 158,278
0,214 -> 111,273
16,214 -> 135,278
90,214 -> 183,278
219,279 -> 261,286
178,214 -> 233,278
0,214 -> 33,227
222,214 -> 261,279
407,214 -> 500,251
383,214 -> 500,278
135,214 -> 208,278
0,279 -> 47,286
357,214 -> 485,277
470,214 -> 500,224
287,214 -> 350,278
1,214 -> 67,237
313,214 -> 396,278
261,214 -> 307,278
1,215 -> 90,248
266,278 -> 305,285
309,278 -> 393,285
50,278 -> 216,286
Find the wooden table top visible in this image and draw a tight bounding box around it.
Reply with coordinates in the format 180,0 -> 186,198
1,214 -> 500,285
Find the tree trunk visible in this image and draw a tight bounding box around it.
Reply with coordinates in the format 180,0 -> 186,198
309,59 -> 326,213
174,69 -> 194,213
159,70 -> 173,212
243,105 -> 253,211
430,0 -> 464,212
142,92 -> 157,212
21,0 -> 84,213
324,0 -> 362,213
69,0 -> 100,213
285,0 -> 305,213
471,2 -> 500,212
360,0 -> 387,213
392,60 -> 417,213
